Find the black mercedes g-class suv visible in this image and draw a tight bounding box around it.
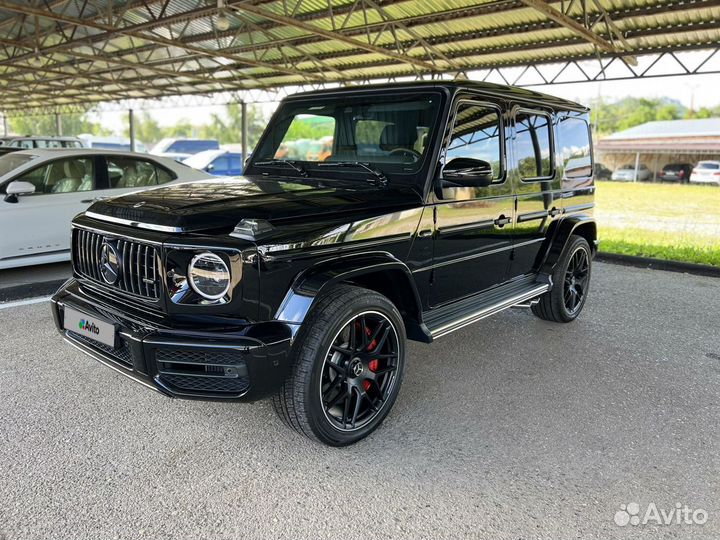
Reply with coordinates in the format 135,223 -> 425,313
52,81 -> 596,446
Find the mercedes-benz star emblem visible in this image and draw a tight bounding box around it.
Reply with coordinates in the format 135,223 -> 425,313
99,241 -> 120,285
352,361 -> 364,377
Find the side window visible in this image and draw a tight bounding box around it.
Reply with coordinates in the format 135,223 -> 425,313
10,140 -> 32,149
14,157 -> 95,194
107,157 -> 163,188
156,166 -> 174,184
446,102 -> 504,182
558,117 -> 592,179
515,111 -> 553,180
211,156 -> 231,173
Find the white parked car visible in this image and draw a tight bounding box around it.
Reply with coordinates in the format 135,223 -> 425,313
611,163 -> 652,181
689,161 -> 720,185
0,149 -> 213,269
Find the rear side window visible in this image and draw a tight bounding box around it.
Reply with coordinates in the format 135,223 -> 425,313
557,117 -> 592,179
107,157 -> 175,188
515,112 -> 553,180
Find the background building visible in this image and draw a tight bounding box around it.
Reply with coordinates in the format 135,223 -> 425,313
596,118 -> 720,180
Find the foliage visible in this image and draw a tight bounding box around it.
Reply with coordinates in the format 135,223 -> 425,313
282,115 -> 335,142
121,103 -> 271,149
590,97 -> 685,135
8,113 -> 111,138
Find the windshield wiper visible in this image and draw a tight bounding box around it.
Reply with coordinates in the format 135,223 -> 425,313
253,159 -> 308,177
316,161 -> 388,188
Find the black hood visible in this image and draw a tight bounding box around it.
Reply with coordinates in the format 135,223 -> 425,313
88,176 -> 422,232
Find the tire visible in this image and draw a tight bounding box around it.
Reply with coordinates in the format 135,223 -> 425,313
272,284 -> 406,446
531,234 -> 592,323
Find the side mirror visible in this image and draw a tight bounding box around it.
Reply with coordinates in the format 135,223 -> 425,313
442,158 -> 494,188
4,180 -> 36,202
206,164 -> 215,172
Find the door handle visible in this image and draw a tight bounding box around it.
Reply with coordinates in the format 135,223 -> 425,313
81,197 -> 106,204
418,229 -> 433,238
493,215 -> 512,228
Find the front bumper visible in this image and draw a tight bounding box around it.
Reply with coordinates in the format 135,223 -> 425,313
51,279 -> 295,401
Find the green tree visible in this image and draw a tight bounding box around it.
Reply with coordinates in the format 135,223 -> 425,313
199,103 -> 271,148
8,113 -> 109,137
590,96 -> 688,135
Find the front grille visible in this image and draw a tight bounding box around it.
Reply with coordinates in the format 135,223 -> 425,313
67,330 -> 133,368
155,349 -> 244,366
155,347 -> 249,396
159,373 -> 250,394
73,228 -> 160,299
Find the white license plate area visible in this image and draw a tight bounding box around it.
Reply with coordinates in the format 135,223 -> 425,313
63,307 -> 117,348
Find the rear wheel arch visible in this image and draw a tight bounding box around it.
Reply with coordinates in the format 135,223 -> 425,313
538,216 -> 597,275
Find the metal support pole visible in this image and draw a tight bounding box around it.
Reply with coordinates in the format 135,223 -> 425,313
653,154 -> 659,182
633,151 -> 640,182
2,114 -> 7,136
241,101 -> 248,164
128,109 -> 136,152
55,112 -> 62,136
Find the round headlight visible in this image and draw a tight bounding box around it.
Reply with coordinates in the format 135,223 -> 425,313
188,252 -> 230,300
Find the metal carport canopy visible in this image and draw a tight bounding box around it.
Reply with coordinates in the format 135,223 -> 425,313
0,0 -> 719,114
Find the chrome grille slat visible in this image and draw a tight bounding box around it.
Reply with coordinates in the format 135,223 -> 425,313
92,231 -> 101,281
82,229 -> 91,277
71,228 -> 160,300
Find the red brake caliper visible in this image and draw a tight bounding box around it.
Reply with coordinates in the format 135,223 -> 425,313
364,326 -> 379,392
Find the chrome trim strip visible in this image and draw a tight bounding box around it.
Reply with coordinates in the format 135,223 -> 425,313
516,210 -> 549,222
430,284 -> 549,339
563,203 -> 595,213
73,223 -> 163,245
63,336 -> 171,396
86,211 -> 184,233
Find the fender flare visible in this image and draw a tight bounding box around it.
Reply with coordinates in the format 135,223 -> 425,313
274,252 -> 425,331
538,215 -> 597,275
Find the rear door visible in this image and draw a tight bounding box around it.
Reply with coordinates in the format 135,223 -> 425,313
430,99 -> 514,307
507,107 -> 562,278
0,155 -> 99,263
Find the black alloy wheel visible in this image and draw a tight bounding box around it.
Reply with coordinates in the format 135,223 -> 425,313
531,234 -> 592,323
563,246 -> 590,315
320,311 -> 400,431
273,285 -> 406,446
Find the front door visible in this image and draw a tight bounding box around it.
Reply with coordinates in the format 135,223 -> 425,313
430,100 -> 514,307
0,155 -> 98,265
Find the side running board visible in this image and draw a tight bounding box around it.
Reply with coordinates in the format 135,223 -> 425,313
423,277 -> 550,340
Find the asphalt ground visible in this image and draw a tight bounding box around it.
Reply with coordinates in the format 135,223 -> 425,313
1,262 -> 719,539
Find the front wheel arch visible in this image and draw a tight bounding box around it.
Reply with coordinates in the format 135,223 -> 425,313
275,257 -> 429,342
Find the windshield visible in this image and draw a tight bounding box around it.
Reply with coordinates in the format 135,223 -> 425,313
0,153 -> 34,178
251,91 -> 442,182
698,162 -> 719,170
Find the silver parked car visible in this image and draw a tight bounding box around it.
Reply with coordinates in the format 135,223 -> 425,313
611,163 -> 653,181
